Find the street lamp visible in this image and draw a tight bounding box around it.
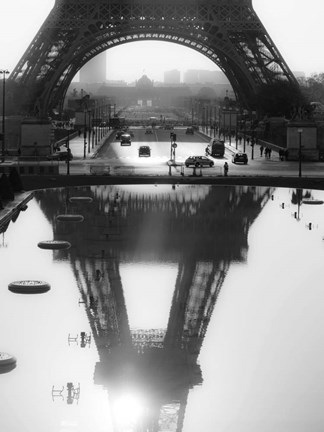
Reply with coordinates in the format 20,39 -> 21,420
298,128 -> 303,177
228,107 -> 232,146
66,128 -> 70,175
0,69 -> 9,163
87,110 -> 91,154
83,110 -> 87,159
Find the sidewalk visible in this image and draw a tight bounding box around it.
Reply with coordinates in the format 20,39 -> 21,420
197,127 -> 282,161
66,129 -> 112,160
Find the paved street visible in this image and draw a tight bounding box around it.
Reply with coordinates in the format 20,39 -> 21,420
55,126 -> 324,179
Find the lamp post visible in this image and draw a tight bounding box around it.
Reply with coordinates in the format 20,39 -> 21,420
88,110 -> 91,154
191,99 -> 194,126
243,119 -> 246,153
170,132 -> 176,161
298,128 -> 303,177
66,128 -> 70,175
91,108 -> 95,149
0,69 -> 9,163
228,108 -> 232,146
83,110 -> 87,159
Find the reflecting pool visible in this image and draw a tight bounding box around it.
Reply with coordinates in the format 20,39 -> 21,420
1,184 -> 324,432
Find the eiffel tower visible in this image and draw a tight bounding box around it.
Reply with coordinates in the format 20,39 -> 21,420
8,0 -> 298,117
36,184 -> 274,431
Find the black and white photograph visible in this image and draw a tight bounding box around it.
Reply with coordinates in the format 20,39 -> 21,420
0,1 -> 324,431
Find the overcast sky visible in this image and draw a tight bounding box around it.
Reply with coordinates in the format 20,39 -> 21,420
0,0 -> 323,82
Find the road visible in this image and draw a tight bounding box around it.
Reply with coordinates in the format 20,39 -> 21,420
60,126 -> 324,178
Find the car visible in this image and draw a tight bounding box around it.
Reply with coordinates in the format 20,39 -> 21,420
185,156 -> 214,168
120,133 -> 132,145
139,145 -> 151,157
46,149 -> 73,161
115,130 -> 124,139
232,152 -> 248,164
145,128 -> 153,134
185,127 -> 194,134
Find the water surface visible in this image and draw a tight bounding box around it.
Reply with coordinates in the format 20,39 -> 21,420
1,184 -> 324,432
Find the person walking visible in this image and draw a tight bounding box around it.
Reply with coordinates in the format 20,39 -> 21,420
260,145 -> 264,157
224,161 -> 229,176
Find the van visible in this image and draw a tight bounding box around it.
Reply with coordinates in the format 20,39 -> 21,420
207,138 -> 225,158
120,133 -> 131,146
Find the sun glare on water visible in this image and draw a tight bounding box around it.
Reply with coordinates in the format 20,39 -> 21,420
112,393 -> 146,429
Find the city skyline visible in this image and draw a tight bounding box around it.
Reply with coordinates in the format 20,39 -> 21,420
0,0 -> 323,82
78,54 -> 230,85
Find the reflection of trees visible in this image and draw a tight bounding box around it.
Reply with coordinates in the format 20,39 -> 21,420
35,184 -> 273,432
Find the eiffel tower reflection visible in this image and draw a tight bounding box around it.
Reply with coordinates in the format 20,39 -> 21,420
38,184 -> 273,431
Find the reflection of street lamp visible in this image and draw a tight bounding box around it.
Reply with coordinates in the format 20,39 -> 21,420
0,69 -> 9,163
291,189 -> 303,221
298,128 -> 303,177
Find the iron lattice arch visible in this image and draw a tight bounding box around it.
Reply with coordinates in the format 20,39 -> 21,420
9,0 -> 298,116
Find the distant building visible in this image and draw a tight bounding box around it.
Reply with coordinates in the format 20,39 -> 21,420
79,52 -> 107,83
164,69 -> 181,84
136,74 -> 154,89
66,73 -> 235,112
184,69 -> 199,84
183,69 -> 229,85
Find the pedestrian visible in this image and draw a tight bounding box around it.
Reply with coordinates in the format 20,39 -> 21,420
268,148 -> 272,158
223,161 -> 229,176
264,147 -> 269,158
260,145 -> 264,157
279,149 -> 284,161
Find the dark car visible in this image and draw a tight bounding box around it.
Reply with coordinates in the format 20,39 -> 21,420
185,127 -> 194,134
120,133 -> 132,145
185,155 -> 214,168
145,128 -> 153,134
47,149 -> 73,161
232,152 -> 248,164
139,146 -> 151,157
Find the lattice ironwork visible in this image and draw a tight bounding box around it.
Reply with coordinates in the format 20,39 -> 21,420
8,0 -> 298,116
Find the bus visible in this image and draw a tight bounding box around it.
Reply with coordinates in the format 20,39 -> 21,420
110,116 -> 126,129
207,138 -> 225,158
